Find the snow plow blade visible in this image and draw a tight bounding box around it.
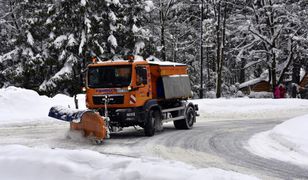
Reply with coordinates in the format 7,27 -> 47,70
48,106 -> 107,142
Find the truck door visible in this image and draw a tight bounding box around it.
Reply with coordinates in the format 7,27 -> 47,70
135,66 -> 151,102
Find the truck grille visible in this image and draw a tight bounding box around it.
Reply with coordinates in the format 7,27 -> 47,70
93,95 -> 124,105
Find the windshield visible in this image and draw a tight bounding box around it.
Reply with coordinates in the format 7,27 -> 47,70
88,65 -> 132,88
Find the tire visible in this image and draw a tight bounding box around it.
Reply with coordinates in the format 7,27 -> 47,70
144,110 -> 160,136
92,139 -> 104,145
174,106 -> 195,129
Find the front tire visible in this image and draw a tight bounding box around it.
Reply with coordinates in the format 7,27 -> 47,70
144,110 -> 160,136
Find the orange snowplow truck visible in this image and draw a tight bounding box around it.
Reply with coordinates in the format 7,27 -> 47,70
49,56 -> 198,143
85,56 -> 198,136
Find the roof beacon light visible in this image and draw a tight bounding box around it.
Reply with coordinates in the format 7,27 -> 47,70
91,57 -> 97,63
127,55 -> 134,62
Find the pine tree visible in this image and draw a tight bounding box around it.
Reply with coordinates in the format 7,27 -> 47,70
1,0 -> 308,98
38,0 -> 154,96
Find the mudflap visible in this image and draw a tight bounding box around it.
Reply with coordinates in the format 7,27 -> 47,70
48,106 -> 108,144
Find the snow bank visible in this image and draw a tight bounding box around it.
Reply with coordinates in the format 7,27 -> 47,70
248,91 -> 273,98
0,145 -> 257,180
0,86 -> 85,124
192,98 -> 308,121
248,114 -> 308,167
2,86 -> 308,124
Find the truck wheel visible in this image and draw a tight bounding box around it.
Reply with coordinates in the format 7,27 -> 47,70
144,110 -> 159,136
174,106 -> 195,129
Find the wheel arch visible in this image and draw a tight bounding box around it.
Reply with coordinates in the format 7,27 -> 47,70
144,99 -> 162,117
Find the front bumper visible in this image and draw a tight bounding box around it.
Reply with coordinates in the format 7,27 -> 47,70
99,107 -> 146,127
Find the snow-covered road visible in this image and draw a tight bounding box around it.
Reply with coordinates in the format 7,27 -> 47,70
0,117 -> 307,179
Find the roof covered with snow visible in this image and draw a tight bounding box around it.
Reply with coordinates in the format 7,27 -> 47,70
94,55 -> 186,66
239,70 -> 269,89
300,69 -> 307,83
239,78 -> 267,89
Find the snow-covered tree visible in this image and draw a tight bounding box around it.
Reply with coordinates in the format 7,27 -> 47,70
234,0 -> 308,92
1,0 -> 308,98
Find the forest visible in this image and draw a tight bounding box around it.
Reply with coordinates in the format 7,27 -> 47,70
0,0 -> 308,98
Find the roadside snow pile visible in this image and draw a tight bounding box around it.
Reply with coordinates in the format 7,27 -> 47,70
248,91 -> 273,98
193,98 -> 308,121
248,114 -> 308,167
2,86 -> 308,123
0,86 -> 85,124
0,145 -> 258,180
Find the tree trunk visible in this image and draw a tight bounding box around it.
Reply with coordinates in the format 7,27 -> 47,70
216,1 -> 226,98
268,0 -> 277,93
206,47 -> 210,82
160,24 -> 166,61
160,1 -> 166,61
239,59 -> 246,83
271,52 -> 277,90
278,46 -> 293,85
200,0 -> 204,98
292,58 -> 301,97
205,1 -> 210,84
215,1 -> 221,98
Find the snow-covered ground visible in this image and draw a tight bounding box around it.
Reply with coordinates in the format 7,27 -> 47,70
0,144 -> 256,180
248,114 -> 308,167
194,98 -> 308,121
195,98 -> 308,169
1,86 -> 308,179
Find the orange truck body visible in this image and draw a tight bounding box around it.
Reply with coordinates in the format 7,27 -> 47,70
85,60 -> 188,109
